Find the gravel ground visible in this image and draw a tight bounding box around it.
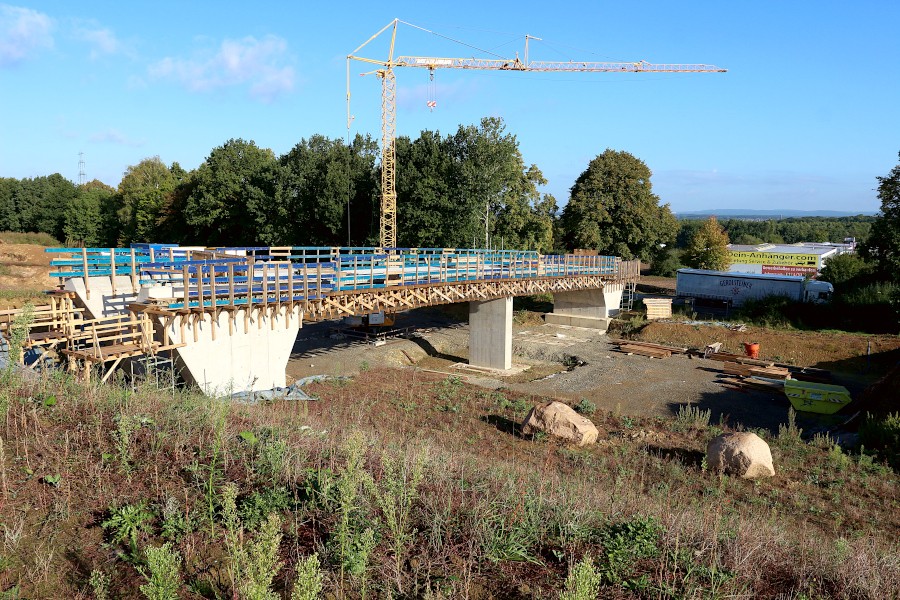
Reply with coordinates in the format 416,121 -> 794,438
286,306 -> 816,433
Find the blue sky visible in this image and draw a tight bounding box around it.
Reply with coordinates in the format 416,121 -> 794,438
2,1 -> 897,214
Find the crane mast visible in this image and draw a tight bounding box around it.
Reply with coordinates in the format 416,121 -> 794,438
348,19 -> 726,250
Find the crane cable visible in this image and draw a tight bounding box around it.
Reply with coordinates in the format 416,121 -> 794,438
427,68 -> 436,111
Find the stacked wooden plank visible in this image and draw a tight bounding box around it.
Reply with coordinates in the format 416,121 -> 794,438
612,339 -> 687,359
642,298 -> 673,320
706,352 -> 774,368
721,361 -> 791,380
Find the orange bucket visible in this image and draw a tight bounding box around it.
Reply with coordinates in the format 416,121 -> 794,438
743,342 -> 760,359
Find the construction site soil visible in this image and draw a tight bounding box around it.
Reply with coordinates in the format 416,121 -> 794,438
287,306 -> 900,435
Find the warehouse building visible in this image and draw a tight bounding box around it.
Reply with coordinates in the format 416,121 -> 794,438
726,242 -> 854,277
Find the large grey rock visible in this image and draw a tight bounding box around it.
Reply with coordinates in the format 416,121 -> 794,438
706,432 -> 775,478
521,401 -> 598,446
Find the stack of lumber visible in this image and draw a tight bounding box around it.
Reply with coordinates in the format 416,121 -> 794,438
706,352 -> 774,368
613,340 -> 687,359
721,361 -> 791,380
642,298 -> 673,320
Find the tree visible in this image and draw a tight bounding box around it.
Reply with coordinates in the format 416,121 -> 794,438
396,117 -> 556,251
118,158 -> 179,244
64,180 -> 117,247
684,216 -> 731,270
183,139 -> 283,246
280,134 -> 379,246
560,149 -> 677,260
860,153 -> 900,281
0,178 -> 18,231
818,253 -> 871,287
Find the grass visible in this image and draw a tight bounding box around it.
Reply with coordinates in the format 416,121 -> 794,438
0,368 -> 898,598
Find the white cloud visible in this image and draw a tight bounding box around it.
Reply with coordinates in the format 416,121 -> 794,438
72,21 -> 125,59
0,4 -> 53,67
148,34 -> 295,103
89,128 -> 144,147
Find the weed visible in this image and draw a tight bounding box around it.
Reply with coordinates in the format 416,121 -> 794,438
2,303 -> 33,382
88,570 -> 111,600
367,448 -> 428,594
598,516 -> 662,587
574,398 -> 596,416
778,407 -> 802,442
139,543 -> 182,600
0,231 -> 60,245
359,360 -> 370,372
562,355 -> 586,370
239,487 -> 292,529
329,433 -> 375,590
222,484 -> 284,600
673,404 -> 711,432
113,413 -> 141,474
434,376 -> 465,404
102,502 -> 155,559
254,431 -> 288,483
291,553 -> 324,600
559,554 -> 602,600
160,497 -> 195,542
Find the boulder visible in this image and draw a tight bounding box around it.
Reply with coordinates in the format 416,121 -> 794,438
521,401 -> 598,446
706,432 -> 775,478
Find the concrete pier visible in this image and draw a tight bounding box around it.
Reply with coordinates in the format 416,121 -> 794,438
545,288 -> 623,331
156,306 -> 302,395
468,297 -> 513,370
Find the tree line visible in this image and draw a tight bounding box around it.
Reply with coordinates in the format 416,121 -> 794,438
0,118 -> 676,259
0,116 -> 888,270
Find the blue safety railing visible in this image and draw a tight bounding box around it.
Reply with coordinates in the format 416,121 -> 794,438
46,245 -> 620,309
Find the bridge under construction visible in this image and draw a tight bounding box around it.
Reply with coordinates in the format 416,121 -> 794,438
1,245 -> 639,394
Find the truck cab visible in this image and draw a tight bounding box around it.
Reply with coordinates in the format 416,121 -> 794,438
804,280 -> 833,303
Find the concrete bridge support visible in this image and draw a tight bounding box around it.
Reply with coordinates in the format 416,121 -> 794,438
468,297 -> 513,371
65,277 -> 301,395
545,287 -> 623,331
155,306 -> 302,395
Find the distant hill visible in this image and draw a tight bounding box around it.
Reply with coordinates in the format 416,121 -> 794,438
676,208 -> 877,220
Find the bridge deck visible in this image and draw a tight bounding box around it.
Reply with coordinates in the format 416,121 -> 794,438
47,246 -> 629,310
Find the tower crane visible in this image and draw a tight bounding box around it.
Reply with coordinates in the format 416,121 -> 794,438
347,19 -> 726,250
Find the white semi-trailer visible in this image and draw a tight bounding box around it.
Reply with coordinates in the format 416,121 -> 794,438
675,269 -> 833,307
